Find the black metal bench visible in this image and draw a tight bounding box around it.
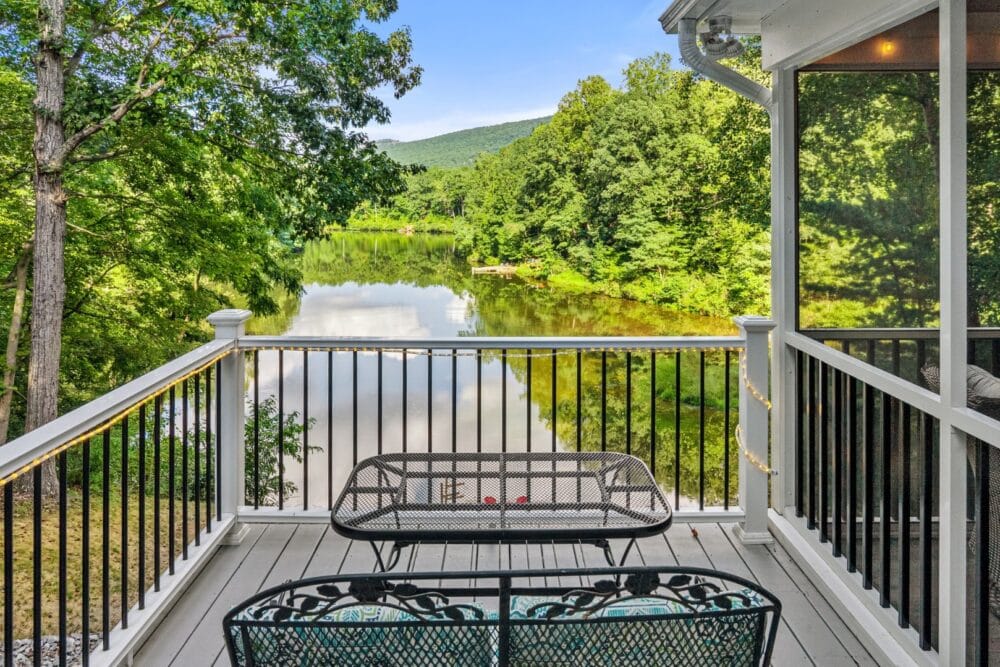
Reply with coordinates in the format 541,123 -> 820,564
223,566 -> 781,666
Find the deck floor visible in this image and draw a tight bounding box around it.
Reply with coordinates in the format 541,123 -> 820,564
136,522 -> 877,666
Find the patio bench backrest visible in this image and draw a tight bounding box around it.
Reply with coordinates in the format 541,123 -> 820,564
222,565 -> 781,666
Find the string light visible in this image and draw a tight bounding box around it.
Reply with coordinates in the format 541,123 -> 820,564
0,351 -> 230,489
735,424 -> 777,476
739,352 -> 772,410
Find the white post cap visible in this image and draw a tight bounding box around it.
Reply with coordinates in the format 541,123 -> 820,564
733,315 -> 777,333
207,309 -> 253,340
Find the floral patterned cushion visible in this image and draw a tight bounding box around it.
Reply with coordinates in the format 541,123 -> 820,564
231,600 -> 494,666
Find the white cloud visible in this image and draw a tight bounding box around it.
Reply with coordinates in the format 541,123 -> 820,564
372,105 -> 557,142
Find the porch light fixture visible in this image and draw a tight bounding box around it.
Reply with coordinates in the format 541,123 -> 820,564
699,15 -> 744,60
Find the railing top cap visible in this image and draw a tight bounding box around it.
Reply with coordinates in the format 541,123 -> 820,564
733,315 -> 776,332
207,309 -> 253,326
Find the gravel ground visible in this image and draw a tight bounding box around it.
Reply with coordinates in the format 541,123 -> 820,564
7,634 -> 101,667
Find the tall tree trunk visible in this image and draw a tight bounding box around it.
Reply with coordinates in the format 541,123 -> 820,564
25,0 -> 66,495
0,242 -> 31,445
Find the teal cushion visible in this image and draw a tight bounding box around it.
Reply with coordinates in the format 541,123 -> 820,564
506,590 -> 768,667
231,601 -> 495,666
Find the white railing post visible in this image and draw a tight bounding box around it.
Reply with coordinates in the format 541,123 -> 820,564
208,308 -> 252,544
734,315 -> 776,545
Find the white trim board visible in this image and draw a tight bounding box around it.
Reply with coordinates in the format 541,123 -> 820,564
769,510 -> 938,667
90,515 -> 236,667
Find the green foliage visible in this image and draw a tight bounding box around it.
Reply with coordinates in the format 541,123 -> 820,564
357,50 -> 772,319
379,117 -> 550,168
245,396 -> 315,505
0,1 -> 421,437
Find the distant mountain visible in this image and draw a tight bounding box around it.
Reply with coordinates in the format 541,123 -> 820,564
379,117 -> 550,168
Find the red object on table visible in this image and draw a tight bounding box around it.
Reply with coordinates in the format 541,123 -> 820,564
483,496 -> 497,504
516,496 -> 528,504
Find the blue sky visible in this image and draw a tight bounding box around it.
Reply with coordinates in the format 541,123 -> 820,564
369,0 -> 680,141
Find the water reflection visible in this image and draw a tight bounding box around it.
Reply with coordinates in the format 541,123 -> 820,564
247,233 -> 736,510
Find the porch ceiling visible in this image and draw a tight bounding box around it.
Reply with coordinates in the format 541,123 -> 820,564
659,0 -> 784,35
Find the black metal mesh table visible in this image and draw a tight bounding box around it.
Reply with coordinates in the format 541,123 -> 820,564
331,452 -> 672,571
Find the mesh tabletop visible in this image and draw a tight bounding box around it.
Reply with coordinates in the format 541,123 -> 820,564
331,452 -> 672,542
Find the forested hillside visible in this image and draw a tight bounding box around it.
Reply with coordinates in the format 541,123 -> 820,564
354,50 -> 773,318
379,117 -> 550,167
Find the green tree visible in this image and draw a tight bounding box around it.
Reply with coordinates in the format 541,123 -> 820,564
0,1 -> 420,489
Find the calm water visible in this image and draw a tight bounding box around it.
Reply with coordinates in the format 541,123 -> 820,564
247,233 -> 737,510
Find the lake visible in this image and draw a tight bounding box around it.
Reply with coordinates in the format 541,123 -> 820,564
246,232 -> 740,510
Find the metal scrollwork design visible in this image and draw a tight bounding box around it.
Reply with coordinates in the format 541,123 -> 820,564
250,578 -> 486,622
526,573 -> 753,620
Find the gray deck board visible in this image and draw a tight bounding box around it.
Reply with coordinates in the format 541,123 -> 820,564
137,521 -> 875,666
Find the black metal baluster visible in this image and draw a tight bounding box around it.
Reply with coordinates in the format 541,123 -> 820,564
80,439 -> 90,667
376,349 -> 381,457
138,404 -> 146,607
303,350 -> 309,510
502,349 -> 508,453
795,351 -> 804,518
452,350 -> 458,454
724,350 -> 731,510
976,438 -> 990,665
526,351 -> 532,453
650,351 -> 657,481
698,351 -> 706,510
215,361 -> 221,522
153,396 -> 161,591
402,350 -> 408,454
600,351 -> 607,452
476,349 -> 482,501
168,387 -> 176,575
33,466 -> 41,666
847,376 -> 858,572
3,480 -> 12,667
182,380 -> 189,556
526,351 -> 532,500
576,350 -> 582,453
867,339 -> 876,367
891,340 -> 901,378
819,362 -> 829,543
102,428 -> 110,649
58,449 -> 67,665
194,376 -> 201,545
328,350 -> 334,509
879,392 -> 892,607
277,350 -> 284,510
576,349 -> 583,503
551,349 -> 558,501
120,414 -> 129,627
427,350 -> 433,452
205,367 -> 212,531
353,350 -> 358,466
918,411 -> 933,649
551,350 -> 558,444
476,349 -> 482,452
843,340 -> 851,358
253,350 -> 260,509
807,356 -> 817,529
898,402 -> 911,628
833,370 -> 843,557
674,351 -> 681,509
862,383 -> 874,588
626,351 -> 632,456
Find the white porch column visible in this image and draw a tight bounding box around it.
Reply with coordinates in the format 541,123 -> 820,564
938,1 -> 968,663
734,315 -> 776,545
208,308 -> 252,544
769,66 -> 798,515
